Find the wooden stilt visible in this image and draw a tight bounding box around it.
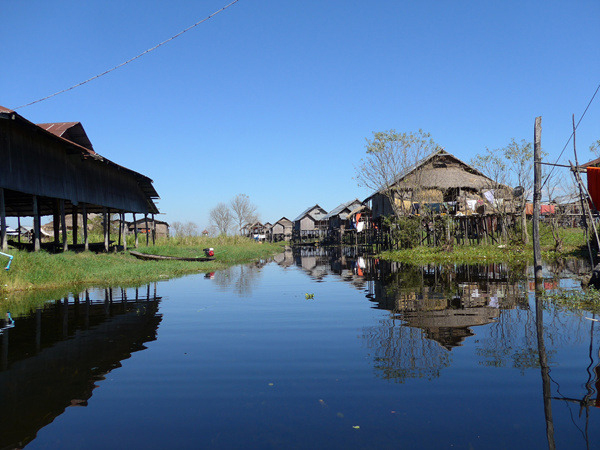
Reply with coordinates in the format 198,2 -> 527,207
122,213 -> 127,251
133,213 -> 138,248
17,216 -> 21,244
53,199 -> 60,245
0,188 -> 6,251
151,213 -> 156,245
145,214 -> 149,246
72,205 -> 78,246
103,207 -> 109,252
60,199 -> 68,252
33,195 -> 40,252
117,212 -> 122,248
82,204 -> 89,251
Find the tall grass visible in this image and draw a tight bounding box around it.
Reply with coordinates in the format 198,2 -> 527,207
0,236 -> 285,297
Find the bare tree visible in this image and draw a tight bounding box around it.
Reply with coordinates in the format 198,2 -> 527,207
471,138 -> 535,244
171,221 -> 199,237
355,129 -> 442,216
590,139 -> 600,156
209,203 -> 233,235
230,194 -> 259,234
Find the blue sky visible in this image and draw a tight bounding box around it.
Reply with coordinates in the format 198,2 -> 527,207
2,0 -> 599,229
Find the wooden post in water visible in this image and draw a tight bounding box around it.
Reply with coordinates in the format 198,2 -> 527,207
0,188 -> 6,251
533,116 -> 543,283
33,195 -> 40,252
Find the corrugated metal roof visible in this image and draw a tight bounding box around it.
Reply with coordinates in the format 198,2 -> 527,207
0,105 -> 160,214
37,122 -> 95,152
293,205 -> 327,222
323,199 -> 362,220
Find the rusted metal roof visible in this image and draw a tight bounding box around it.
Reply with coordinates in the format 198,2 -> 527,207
37,122 -> 95,152
0,105 -> 160,215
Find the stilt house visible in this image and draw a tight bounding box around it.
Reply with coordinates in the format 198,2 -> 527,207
0,106 -> 159,251
271,217 -> 293,241
364,149 -> 506,219
323,199 -> 363,231
293,205 -> 328,238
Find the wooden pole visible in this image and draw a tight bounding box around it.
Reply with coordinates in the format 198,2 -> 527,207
0,188 -> 6,251
17,216 -> 21,244
117,212 -> 122,248
145,214 -> 149,246
122,213 -> 127,251
103,207 -> 109,252
152,213 -> 156,245
533,116 -> 543,283
33,195 -> 40,252
60,199 -> 68,252
133,213 -> 138,248
72,205 -> 78,246
82,204 -> 88,251
53,199 -> 60,245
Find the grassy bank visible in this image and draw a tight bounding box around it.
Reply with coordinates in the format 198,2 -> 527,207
0,236 -> 285,297
377,225 -> 588,265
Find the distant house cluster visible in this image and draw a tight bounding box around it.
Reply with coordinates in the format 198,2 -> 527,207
240,149 -> 526,243
241,199 -> 364,243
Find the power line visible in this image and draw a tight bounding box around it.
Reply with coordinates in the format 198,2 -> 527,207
542,81 -> 600,188
13,0 -> 241,110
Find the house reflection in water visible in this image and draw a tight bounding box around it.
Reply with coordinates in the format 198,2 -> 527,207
276,249 -> 532,383
363,261 -> 529,350
0,285 -> 162,449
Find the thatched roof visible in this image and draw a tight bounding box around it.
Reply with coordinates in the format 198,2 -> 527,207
366,149 -> 504,200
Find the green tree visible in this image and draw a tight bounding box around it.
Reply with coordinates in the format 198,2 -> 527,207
355,129 -> 442,216
471,138 -> 536,244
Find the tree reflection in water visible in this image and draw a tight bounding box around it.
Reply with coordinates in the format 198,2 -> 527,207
211,260 -> 268,297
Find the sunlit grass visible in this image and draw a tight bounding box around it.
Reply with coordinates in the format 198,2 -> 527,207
0,237 -> 285,297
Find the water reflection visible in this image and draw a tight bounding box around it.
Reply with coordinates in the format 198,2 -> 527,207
211,259 -> 269,297
0,284 -> 162,449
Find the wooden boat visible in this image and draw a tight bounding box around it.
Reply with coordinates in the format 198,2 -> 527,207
129,250 -> 215,262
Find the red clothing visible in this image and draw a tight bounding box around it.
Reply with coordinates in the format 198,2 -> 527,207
587,167 -> 600,210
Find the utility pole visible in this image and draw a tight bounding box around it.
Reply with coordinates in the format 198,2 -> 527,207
533,116 -> 543,283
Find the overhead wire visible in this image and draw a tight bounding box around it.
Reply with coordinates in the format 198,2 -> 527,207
542,81 -> 600,189
13,0 -> 241,110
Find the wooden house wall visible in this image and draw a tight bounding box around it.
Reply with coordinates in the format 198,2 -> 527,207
0,118 -> 152,215
299,216 -> 316,232
272,223 -> 292,235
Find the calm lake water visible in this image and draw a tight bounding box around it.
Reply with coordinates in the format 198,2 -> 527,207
1,248 -> 599,449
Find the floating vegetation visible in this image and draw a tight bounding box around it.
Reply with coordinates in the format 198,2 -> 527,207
544,288 -> 600,314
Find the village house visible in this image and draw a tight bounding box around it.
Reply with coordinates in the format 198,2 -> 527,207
241,221 -> 268,241
0,106 -> 159,251
128,218 -> 170,238
364,149 -> 507,220
323,199 -> 363,232
293,205 -> 328,239
270,217 -> 293,241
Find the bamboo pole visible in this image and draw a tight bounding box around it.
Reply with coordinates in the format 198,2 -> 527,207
533,116 -> 543,282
